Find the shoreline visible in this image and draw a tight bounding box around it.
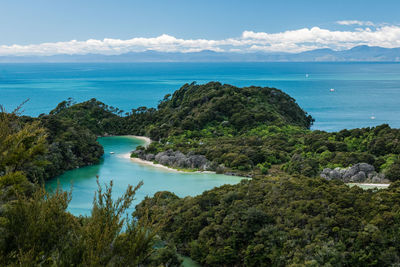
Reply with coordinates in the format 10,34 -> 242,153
128,135 -> 151,147
130,157 -> 186,173
122,136 -> 391,185
130,156 -> 216,174
347,183 -> 390,188
101,135 -> 152,147
127,136 -> 215,174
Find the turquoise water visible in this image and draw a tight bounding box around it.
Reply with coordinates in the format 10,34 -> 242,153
1,62 -> 400,131
46,136 -> 244,216
4,62 -> 400,216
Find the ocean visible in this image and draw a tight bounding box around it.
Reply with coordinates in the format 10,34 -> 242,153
1,62 -> 400,131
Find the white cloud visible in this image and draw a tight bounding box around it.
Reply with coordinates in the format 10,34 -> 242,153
1,22 -> 400,56
336,20 -> 375,26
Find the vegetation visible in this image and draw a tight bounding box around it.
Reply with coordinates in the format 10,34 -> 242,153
0,104 -> 179,266
20,82 -> 399,180
0,178 -> 165,266
136,177 -> 400,266
123,82 -> 314,139
2,81 -> 400,265
0,99 -> 104,183
48,97 -> 125,135
123,83 -> 400,179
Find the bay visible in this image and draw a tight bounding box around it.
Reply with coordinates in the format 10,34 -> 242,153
45,136 -> 244,216
4,62 -> 399,216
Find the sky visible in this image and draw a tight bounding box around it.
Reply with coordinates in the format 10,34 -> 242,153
1,0 -> 400,55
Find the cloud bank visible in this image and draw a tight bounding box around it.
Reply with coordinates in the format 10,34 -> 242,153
1,22 -> 400,56
336,20 -> 375,26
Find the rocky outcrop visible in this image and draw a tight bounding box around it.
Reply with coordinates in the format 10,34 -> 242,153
320,163 -> 387,183
133,149 -> 211,171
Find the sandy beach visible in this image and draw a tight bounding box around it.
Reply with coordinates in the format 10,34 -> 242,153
130,157 -> 186,173
129,135 -> 151,147
126,136 -> 216,174
130,156 -> 216,174
347,183 -> 390,188
357,183 -> 390,187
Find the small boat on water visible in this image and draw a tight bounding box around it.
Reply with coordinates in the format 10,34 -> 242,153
110,152 -> 115,154
330,88 -> 335,92
305,74 -> 309,78
370,116 -> 376,120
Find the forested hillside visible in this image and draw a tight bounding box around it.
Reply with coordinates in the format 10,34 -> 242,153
0,105 -> 179,266
35,82 -> 400,181
124,82 -> 314,139
136,177 -> 400,266
2,82 -> 400,266
124,82 -> 400,180
5,101 -> 104,182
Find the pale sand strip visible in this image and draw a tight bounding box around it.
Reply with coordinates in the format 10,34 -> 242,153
128,135 -> 151,147
130,157 -> 185,173
126,136 -> 215,174
130,157 -> 215,174
347,183 -> 390,188
353,183 -> 390,187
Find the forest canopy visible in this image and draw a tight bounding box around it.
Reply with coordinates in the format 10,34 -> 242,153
1,82 -> 400,266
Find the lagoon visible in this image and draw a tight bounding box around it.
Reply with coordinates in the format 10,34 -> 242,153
46,136 -> 244,216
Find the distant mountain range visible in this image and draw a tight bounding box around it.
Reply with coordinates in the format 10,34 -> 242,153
1,45 -> 400,63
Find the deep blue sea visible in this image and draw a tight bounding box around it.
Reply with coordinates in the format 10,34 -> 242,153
1,62 -> 400,131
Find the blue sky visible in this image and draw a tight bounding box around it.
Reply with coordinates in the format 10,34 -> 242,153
0,0 -> 399,55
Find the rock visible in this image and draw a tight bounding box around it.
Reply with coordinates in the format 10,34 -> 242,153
343,166 -> 359,180
368,171 -> 376,179
350,171 -> 366,182
150,150 -> 212,170
320,173 -> 330,180
145,154 -> 155,161
132,150 -> 145,159
372,176 -> 382,183
329,169 -> 342,180
319,163 -> 383,184
359,163 -> 375,174
322,168 -> 332,175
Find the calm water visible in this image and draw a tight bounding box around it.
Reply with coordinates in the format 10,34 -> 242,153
4,62 -> 400,216
46,136 -> 244,216
1,62 -> 400,131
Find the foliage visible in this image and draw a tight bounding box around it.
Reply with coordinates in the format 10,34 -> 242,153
136,177 -> 400,266
139,123 -> 400,180
34,83 -> 400,180
3,82 -> 400,266
0,100 -> 104,182
49,97 -> 125,135
37,112 -> 104,180
0,179 -> 165,266
0,105 -> 47,182
0,103 -> 173,266
124,82 -> 314,140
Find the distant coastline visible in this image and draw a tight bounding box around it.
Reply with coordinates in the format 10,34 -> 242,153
1,46 -> 400,63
